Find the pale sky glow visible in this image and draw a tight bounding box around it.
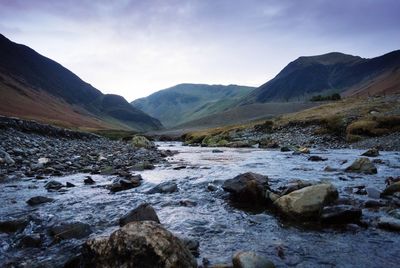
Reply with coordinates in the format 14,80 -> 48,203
0,0 -> 399,101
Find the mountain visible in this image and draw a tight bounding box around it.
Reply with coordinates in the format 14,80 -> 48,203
241,50 -> 400,104
131,83 -> 254,127
0,33 -> 162,131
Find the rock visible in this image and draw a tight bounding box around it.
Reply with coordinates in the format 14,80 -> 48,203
361,148 -> 379,157
45,180 -> 64,190
378,216 -> 400,231
84,176 -> 95,185
26,196 -> 54,206
388,209 -> 400,220
179,200 -> 197,207
180,236 -> 200,256
212,149 -> 224,153
265,190 -> 280,203
366,187 -> 381,199
38,157 -> 50,164
50,222 -> 92,240
131,135 -> 155,149
222,172 -> 269,204
298,147 -> 310,154
320,205 -> 362,224
381,181 -> 400,196
147,181 -> 178,194
18,234 -> 42,248
66,182 -> 75,187
226,141 -> 252,148
280,180 -> 312,196
364,199 -> 387,208
259,138 -> 279,149
0,217 -> 29,233
308,156 -> 327,162
108,175 -> 142,193
232,251 -> 275,268
280,146 -> 291,152
83,221 -> 197,268
274,183 -> 338,220
324,166 -> 339,172
345,158 -> 377,174
119,203 -> 160,226
207,183 -> 218,192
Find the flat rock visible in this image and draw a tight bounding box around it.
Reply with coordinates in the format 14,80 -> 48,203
147,181 -> 178,194
345,158 -> 377,174
119,203 -> 160,226
26,196 -> 54,206
232,251 -> 275,268
83,221 -> 197,268
50,222 -> 92,240
274,183 -> 338,220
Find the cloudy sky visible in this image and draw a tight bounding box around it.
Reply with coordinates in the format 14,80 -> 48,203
1,0 -> 399,101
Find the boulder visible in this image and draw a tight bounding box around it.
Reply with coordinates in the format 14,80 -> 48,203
50,222 -> 92,240
320,205 -> 362,224
83,221 -> 197,268
119,203 -> 160,226
84,176 -> 95,185
280,146 -> 291,152
274,183 -> 338,220
26,196 -> 54,206
378,216 -> 400,231
232,251 -> 275,268
361,148 -> 379,157
381,181 -> 400,196
222,172 -> 269,204
345,158 -> 377,174
147,181 -> 178,194
45,180 -> 63,190
0,217 -> 29,233
308,156 -> 327,162
131,135 -> 155,149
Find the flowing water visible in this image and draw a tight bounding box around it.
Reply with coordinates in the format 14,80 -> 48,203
1,142 -> 400,267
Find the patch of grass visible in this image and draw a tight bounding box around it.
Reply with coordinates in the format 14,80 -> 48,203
93,129 -> 138,140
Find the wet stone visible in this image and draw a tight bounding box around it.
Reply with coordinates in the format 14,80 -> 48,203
50,222 -> 92,240
147,181 -> 178,194
45,180 -> 63,190
84,176 -> 95,185
119,203 -> 160,226
26,196 -> 54,206
0,217 -> 29,233
321,205 -> 362,224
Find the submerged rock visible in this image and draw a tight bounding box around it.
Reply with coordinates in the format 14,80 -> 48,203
119,203 -> 160,226
222,172 -> 269,204
345,158 -> 377,174
321,205 -> 362,224
232,251 -> 275,268
26,196 -> 54,206
361,148 -> 379,157
45,180 -> 63,190
50,222 -> 92,240
308,156 -> 327,162
274,183 -> 338,220
0,217 -> 29,233
83,221 -> 197,268
147,181 -> 178,194
18,234 -> 42,248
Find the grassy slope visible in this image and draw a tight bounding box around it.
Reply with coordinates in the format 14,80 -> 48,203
132,84 -> 254,127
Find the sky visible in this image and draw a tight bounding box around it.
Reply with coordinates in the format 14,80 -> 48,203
0,0 -> 399,102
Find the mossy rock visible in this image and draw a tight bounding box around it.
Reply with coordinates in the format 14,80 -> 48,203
131,135 -> 155,149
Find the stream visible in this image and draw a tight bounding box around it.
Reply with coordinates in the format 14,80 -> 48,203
1,142 -> 400,267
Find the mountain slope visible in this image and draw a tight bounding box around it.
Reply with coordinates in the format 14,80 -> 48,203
131,83 -> 254,127
241,51 -> 400,103
0,33 -> 162,131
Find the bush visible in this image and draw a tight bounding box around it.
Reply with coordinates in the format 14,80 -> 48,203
310,93 -> 341,102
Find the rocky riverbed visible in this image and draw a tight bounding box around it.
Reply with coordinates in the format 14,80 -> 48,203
1,120 -> 400,267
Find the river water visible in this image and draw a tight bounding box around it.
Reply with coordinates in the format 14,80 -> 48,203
1,142 -> 400,267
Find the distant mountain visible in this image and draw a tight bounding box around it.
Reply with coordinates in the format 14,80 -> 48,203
241,51 -> 400,104
0,34 -> 162,131
131,84 -> 254,127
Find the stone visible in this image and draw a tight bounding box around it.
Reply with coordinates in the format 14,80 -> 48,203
108,175 -> 142,193
147,181 -> 178,194
345,158 -> 377,174
131,135 -> 155,149
265,190 -> 280,203
280,146 -> 291,152
222,172 -> 269,204
38,157 -> 50,164
66,182 -> 75,187
50,222 -> 92,240
18,234 -> 42,248
298,147 -> 310,154
119,203 -> 160,226
84,176 -> 95,185
0,217 -> 29,233
26,196 -> 54,206
324,166 -> 339,172
232,251 -> 275,268
361,148 -> 379,157
280,180 -> 312,196
83,221 -> 197,268
320,205 -> 362,224
308,156 -> 327,162
366,187 -> 381,199
212,149 -> 224,153
180,236 -> 200,256
378,216 -> 400,231
45,180 -> 63,190
274,183 -> 338,220
381,181 -> 400,196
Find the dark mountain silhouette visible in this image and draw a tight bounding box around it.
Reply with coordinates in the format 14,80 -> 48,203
0,33 -> 162,131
